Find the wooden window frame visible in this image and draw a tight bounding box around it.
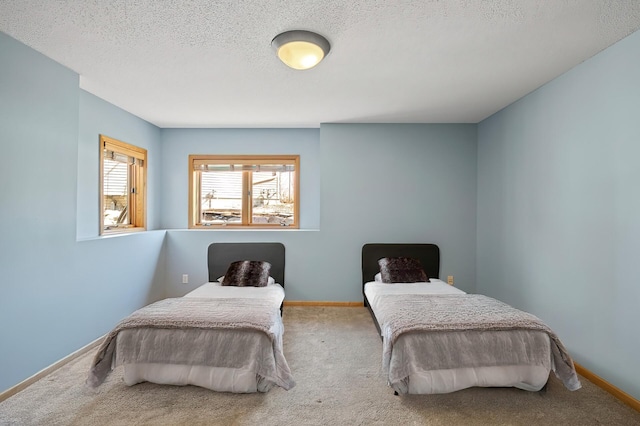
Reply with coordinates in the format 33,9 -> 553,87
99,135 -> 147,235
189,155 -> 300,229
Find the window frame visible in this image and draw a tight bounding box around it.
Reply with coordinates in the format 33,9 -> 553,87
99,134 -> 147,235
188,154 -> 300,229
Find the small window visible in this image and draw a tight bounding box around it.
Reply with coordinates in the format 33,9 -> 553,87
100,135 -> 146,234
189,155 -> 299,228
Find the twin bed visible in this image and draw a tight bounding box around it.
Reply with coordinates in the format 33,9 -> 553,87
88,242 -> 295,393
362,243 -> 581,395
88,241 -> 580,397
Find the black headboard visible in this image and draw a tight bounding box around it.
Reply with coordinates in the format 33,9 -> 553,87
361,243 -> 440,286
208,242 -> 285,287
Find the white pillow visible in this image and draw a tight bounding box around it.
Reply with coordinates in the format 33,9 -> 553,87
217,275 -> 276,285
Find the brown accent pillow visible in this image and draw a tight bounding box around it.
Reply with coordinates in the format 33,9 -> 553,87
378,257 -> 429,283
221,261 -> 272,287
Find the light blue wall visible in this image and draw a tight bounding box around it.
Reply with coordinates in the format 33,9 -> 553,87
0,32 -> 166,392
319,124 -> 478,293
477,30 -> 640,400
161,124 -> 478,300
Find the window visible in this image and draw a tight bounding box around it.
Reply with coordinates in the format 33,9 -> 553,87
189,155 -> 299,228
100,135 -> 146,234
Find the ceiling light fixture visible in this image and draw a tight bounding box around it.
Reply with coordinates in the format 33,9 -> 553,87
271,30 -> 330,70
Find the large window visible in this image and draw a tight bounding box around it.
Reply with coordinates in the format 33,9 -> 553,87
100,135 -> 146,234
189,155 -> 299,228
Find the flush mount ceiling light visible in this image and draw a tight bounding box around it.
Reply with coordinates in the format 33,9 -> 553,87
271,30 -> 330,70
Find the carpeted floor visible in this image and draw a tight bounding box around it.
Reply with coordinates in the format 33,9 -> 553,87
1,306 -> 639,426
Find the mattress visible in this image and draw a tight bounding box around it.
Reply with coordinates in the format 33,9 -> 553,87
364,280 -> 551,394
119,281 -> 287,393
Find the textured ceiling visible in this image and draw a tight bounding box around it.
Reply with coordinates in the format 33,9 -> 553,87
1,1 -> 640,128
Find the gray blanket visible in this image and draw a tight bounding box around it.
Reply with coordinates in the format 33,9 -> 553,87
87,297 -> 295,390
376,294 -> 581,391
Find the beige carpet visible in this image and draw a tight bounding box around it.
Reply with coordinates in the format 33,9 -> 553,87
1,306 -> 639,426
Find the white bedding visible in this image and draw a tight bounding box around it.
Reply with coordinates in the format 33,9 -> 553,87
364,280 -> 551,394
365,279 -> 465,313
184,282 -> 285,305
120,281 -> 287,393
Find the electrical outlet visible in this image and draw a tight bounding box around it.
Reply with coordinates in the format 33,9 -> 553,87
447,275 -> 454,285
182,274 -> 189,284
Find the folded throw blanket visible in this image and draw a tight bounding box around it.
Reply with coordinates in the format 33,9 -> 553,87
377,294 -> 581,391
87,297 -> 295,390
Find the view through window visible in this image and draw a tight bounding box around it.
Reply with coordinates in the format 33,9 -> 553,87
100,135 -> 146,234
189,155 -> 299,228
